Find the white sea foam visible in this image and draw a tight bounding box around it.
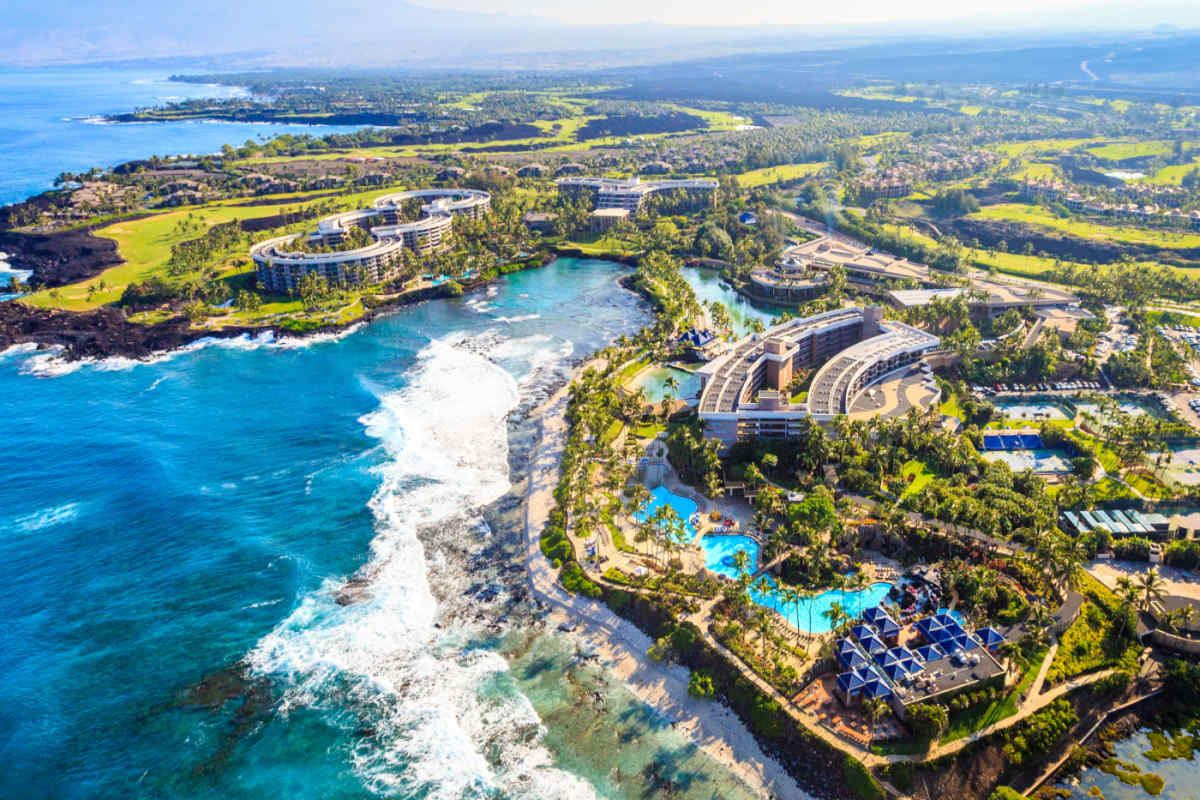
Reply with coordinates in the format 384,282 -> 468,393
247,333 -> 596,799
493,313 -> 541,324
16,324 -> 367,378
13,502 -> 81,532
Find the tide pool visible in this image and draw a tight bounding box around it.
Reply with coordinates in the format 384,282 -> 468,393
1052,725 -> 1200,800
0,259 -> 763,799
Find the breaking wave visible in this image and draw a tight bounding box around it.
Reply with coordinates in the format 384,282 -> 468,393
246,332 -> 597,798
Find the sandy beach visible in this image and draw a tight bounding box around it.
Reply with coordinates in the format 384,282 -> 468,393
523,387 -> 813,800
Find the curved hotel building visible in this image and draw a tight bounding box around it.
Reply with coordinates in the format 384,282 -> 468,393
556,176 -> 718,213
697,307 -> 939,447
251,188 -> 490,294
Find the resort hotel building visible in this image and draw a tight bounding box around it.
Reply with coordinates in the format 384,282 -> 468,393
250,188 -> 490,294
696,306 -> 940,447
773,230 -> 1080,318
556,176 -> 719,215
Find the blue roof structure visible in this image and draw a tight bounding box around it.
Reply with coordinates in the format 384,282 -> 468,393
859,633 -> 886,655
915,616 -> 944,638
876,617 -> 901,637
851,624 -> 875,641
862,680 -> 893,699
881,662 -> 910,681
915,644 -> 945,663
977,627 -> 1005,649
837,670 -> 867,694
679,329 -> 716,347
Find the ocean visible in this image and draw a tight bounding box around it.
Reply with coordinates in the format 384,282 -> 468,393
0,258 -> 765,799
0,66 -> 369,207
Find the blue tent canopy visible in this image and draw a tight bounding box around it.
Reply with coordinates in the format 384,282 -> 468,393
859,634 -> 886,655
862,607 -> 888,625
837,670 -> 867,694
977,627 -> 1005,648
915,644 -> 945,663
876,617 -> 901,637
850,624 -> 875,642
915,616 -> 945,638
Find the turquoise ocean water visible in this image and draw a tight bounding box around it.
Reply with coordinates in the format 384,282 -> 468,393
0,259 -> 764,799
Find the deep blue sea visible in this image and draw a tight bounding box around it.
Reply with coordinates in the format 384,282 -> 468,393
0,259 -> 766,799
0,66 -> 368,206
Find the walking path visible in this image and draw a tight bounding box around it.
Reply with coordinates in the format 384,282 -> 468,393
522,388 -> 809,800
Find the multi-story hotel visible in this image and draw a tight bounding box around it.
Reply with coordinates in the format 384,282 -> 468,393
696,307 -> 940,447
251,188 -> 490,295
556,176 -> 718,214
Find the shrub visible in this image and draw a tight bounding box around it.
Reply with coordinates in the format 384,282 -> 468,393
688,671 -> 716,699
907,703 -> 948,741
989,788 -> 1024,800
842,756 -> 885,800
560,562 -> 602,599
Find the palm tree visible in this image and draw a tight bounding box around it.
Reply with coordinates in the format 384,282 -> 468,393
823,601 -> 848,635
1136,570 -> 1167,615
863,697 -> 889,743
999,640 -> 1023,678
780,586 -> 802,642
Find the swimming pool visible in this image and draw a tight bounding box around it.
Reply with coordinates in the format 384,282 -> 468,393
751,578 -> 894,633
635,485 -> 699,538
699,534 -> 759,580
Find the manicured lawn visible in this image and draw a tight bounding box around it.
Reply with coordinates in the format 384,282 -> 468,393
939,393 -> 965,419
600,419 -> 624,447
899,459 -> 935,498
633,421 -> 666,439
940,645 -> 1048,743
969,203 -> 1200,251
1125,470 -> 1173,499
1144,159 -> 1200,185
1089,477 -> 1137,502
1084,140 -> 1177,160
735,162 -> 827,188
21,185 -> 403,312
988,137 -> 1109,158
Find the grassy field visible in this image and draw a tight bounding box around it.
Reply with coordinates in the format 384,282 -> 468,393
940,645 -> 1048,743
1008,161 -> 1058,181
899,459 -> 935,498
21,186 -> 404,313
970,203 -> 1200,250
735,162 -> 827,188
1084,140 -> 1177,160
988,137 -> 1109,158
1143,159 -> 1200,185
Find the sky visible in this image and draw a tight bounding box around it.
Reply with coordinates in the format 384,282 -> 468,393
425,0 -> 1200,28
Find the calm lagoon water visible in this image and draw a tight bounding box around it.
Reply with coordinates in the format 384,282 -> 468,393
0,259 -> 762,799
631,365 -> 700,402
681,267 -> 779,337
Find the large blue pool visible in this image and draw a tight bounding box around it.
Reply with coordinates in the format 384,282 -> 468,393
634,485 -> 699,537
751,579 -> 894,634
699,534 -> 760,579
695,532 -> 896,633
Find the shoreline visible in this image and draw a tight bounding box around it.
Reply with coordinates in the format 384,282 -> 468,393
0,257 -> 563,363
522,385 -> 811,800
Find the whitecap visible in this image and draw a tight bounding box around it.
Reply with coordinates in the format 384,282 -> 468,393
13,502 -> 81,532
246,334 -> 596,798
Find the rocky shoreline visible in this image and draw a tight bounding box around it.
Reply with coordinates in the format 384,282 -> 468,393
0,257 -> 564,363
